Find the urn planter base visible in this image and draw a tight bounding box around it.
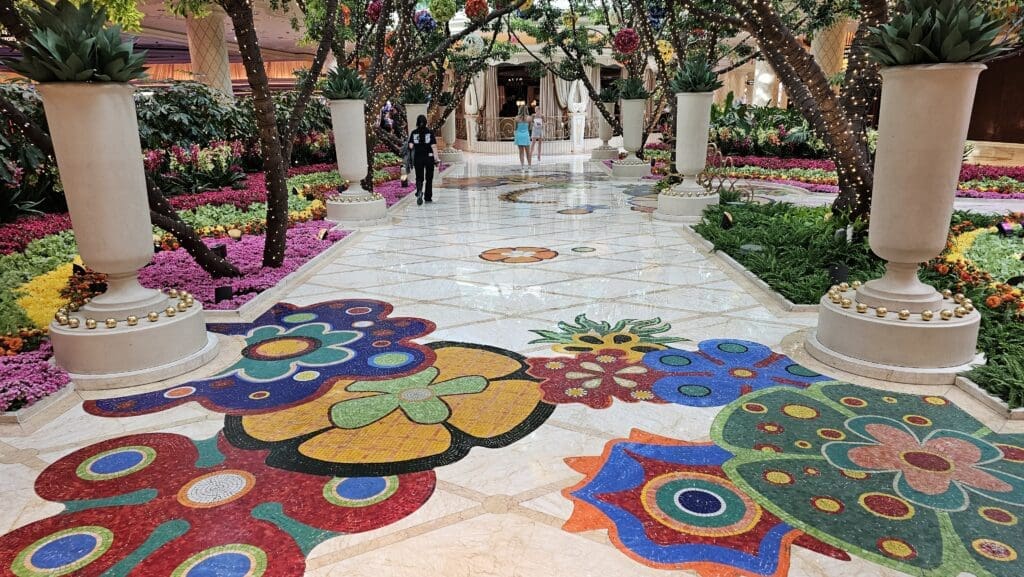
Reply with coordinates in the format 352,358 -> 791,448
326,193 -> 389,228
611,158 -> 651,179
590,146 -> 619,160
653,182 -> 718,223
50,304 -> 219,390
806,293 -> 981,385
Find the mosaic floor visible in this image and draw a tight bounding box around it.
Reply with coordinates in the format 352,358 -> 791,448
2,155 -> 1024,577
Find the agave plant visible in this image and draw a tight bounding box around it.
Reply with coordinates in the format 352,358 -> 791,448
671,56 -> 723,93
401,82 -> 430,104
598,85 -> 620,103
322,67 -> 369,100
529,315 -> 685,347
866,0 -> 1011,66
615,77 -> 651,100
3,0 -> 147,82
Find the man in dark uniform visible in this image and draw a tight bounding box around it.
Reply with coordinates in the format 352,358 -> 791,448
407,114 -> 439,205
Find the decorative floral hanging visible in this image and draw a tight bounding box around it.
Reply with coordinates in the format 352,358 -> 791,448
465,0 -> 489,21
367,0 -> 382,22
612,28 -> 640,55
428,0 -> 456,23
415,9 -> 437,33
340,3 -> 351,25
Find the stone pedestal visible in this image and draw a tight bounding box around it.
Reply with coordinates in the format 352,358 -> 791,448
326,98 -> 388,227
569,111 -> 586,152
612,98 -> 650,178
185,8 -> 233,99
438,114 -> 463,163
590,105 -> 619,160
38,83 -> 217,388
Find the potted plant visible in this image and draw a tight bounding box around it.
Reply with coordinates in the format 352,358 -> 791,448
590,85 -> 619,160
3,0 -> 215,385
402,82 -> 431,131
322,67 -> 387,225
611,77 -> 651,177
808,0 -> 1010,379
655,56 -> 723,221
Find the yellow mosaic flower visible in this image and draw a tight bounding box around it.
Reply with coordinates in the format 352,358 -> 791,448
552,332 -> 667,362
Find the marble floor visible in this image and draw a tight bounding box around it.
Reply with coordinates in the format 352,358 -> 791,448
2,155 -> 1023,577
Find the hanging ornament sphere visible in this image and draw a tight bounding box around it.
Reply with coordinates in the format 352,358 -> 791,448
465,0 -> 489,21
612,28 -> 640,55
415,10 -> 437,33
428,0 -> 456,22
367,0 -> 382,22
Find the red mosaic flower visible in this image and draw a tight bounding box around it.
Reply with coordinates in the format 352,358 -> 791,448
0,433 -> 434,576
526,350 -> 666,409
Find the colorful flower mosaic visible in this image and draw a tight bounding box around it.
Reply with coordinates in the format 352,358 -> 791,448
0,432 -> 434,576
526,350 -> 667,408
713,381 -> 1024,577
643,339 -> 827,407
225,341 -> 555,476
479,246 -> 559,264
562,430 -> 849,576
530,315 -> 685,361
85,300 -> 435,417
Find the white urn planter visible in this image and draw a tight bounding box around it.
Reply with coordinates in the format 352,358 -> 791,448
438,114 -> 463,163
590,103 -> 619,160
655,91 -> 717,223
611,98 -> 651,178
405,103 -> 429,130
806,63 -> 985,384
39,83 -> 217,389
326,98 -> 388,227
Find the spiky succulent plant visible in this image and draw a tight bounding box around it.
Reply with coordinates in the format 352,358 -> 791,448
866,0 -> 1011,66
671,56 -> 723,93
401,82 -> 430,104
615,77 -> 651,100
322,67 -> 369,100
598,85 -> 620,103
3,0 -> 147,82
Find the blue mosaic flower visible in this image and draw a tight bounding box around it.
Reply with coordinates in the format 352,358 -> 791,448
643,339 -> 828,407
562,430 -> 848,575
85,300 -> 436,418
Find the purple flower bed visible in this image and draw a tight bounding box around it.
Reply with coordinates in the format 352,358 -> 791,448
375,178 -> 418,207
139,220 -> 349,310
0,343 -> 71,412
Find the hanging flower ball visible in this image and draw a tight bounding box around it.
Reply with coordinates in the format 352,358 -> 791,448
465,0 -> 489,21
367,0 -> 382,22
415,9 -> 437,32
460,33 -> 485,57
340,3 -> 351,26
656,39 -> 674,63
561,12 -> 578,28
428,0 -> 456,22
647,0 -> 667,20
612,28 -> 640,55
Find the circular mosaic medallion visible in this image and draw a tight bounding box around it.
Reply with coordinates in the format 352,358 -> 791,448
571,247 -> 597,253
76,446 -> 156,481
281,312 -> 317,323
170,544 -> 268,577
640,472 -> 761,537
177,470 -> 256,509
163,386 -> 196,399
368,351 -> 415,369
479,247 -> 558,264
12,526 -> 113,577
242,336 -> 320,362
323,476 -> 400,507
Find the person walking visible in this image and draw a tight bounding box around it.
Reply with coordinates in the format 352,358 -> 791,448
408,114 -> 438,205
531,107 -> 544,162
514,105 -> 532,170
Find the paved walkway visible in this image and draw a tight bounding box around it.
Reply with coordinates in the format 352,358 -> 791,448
1,155 -> 1022,577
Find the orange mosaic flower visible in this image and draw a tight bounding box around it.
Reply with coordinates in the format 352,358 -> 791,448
479,246 -> 558,264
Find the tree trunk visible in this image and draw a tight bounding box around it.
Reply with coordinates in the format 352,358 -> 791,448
219,0 -> 290,267
281,0 -> 339,163
147,178 -> 241,278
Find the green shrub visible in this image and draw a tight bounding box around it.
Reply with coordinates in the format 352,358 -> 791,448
135,81 -> 247,150
0,82 -> 64,222
710,92 -> 828,158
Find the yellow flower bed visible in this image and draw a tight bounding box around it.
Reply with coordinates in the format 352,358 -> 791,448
945,227 -> 991,263
16,258 -> 81,328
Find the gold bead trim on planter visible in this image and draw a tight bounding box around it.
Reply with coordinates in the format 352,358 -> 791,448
824,283 -> 969,322
54,288 -> 196,329
331,193 -> 384,203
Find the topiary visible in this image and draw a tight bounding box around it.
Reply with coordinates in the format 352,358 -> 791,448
3,0 -> 147,82
322,67 -> 369,100
866,0 -> 1011,66
671,56 -> 723,93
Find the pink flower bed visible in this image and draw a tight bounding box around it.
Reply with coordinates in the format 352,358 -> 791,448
710,156 -> 836,171
375,178 -> 418,206
139,220 -> 349,310
0,343 -> 71,412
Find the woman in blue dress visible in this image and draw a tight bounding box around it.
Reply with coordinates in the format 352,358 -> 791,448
514,105 -> 532,169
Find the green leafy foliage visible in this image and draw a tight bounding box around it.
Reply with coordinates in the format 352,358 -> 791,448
0,82 -> 64,222
710,92 -> 828,158
322,67 -> 370,100
3,0 -> 147,82
614,77 -> 650,100
866,0 -> 1011,65
670,56 -> 723,93
135,81 -> 247,150
401,82 -> 430,104
598,84 -> 619,103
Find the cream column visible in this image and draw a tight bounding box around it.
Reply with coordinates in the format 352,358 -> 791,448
185,7 -> 234,99
752,60 -> 778,106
